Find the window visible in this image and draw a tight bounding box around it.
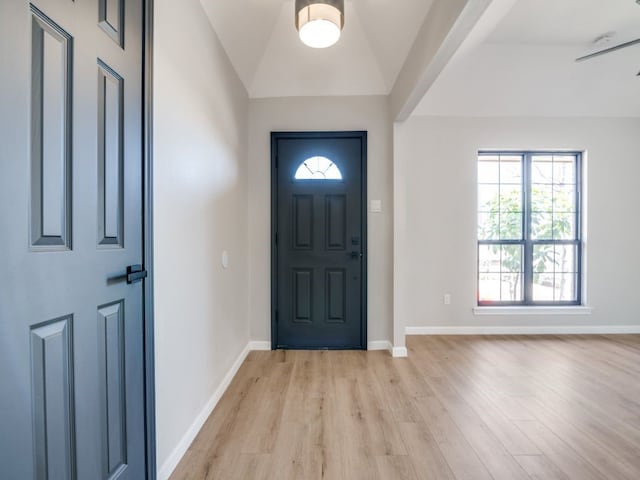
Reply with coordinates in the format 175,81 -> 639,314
477,152 -> 582,305
294,156 -> 342,180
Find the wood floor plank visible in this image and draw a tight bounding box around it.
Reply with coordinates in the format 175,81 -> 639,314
356,377 -> 408,456
366,352 -> 423,423
422,375 -> 530,480
266,419 -> 312,480
445,335 -> 640,477
393,357 -> 435,398
170,335 -> 640,480
517,395 -> 640,480
412,395 -> 494,480
514,455 -> 570,480
375,455 -> 419,480
412,343 -> 540,455
397,422 -> 456,480
513,420 -> 608,480
487,337 -> 640,454
334,377 -> 380,480
242,361 -> 293,454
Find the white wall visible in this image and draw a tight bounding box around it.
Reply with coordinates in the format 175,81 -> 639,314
248,96 -> 394,345
395,116 -> 640,338
154,0 -> 249,474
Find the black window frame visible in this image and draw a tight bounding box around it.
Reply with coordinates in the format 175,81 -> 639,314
477,150 -> 583,306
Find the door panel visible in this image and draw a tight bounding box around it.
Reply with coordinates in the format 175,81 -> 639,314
30,316 -> 76,479
326,268 -> 346,323
325,194 -> 346,250
99,0 -> 124,47
30,6 -> 73,249
97,301 -> 128,477
293,269 -> 313,323
0,0 -> 146,478
97,60 -> 124,247
272,133 -> 367,349
292,195 -> 313,249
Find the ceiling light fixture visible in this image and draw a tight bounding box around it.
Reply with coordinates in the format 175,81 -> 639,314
295,0 -> 344,49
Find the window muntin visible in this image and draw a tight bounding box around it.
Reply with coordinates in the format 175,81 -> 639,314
477,152 -> 581,305
294,156 -> 342,180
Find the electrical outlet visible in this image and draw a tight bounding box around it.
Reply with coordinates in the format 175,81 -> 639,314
444,294 -> 451,305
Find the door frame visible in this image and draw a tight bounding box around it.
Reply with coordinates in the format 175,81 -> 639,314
270,131 -> 368,350
143,0 -> 157,477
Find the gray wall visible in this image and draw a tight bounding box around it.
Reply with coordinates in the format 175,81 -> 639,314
154,0 -> 249,474
248,96 -> 394,346
394,116 -> 640,335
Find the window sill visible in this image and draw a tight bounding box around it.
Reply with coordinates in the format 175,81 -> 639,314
473,306 -> 592,316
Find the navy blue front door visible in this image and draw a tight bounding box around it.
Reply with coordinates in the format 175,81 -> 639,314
272,132 -> 367,349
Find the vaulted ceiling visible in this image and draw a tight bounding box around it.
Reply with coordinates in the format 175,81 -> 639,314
200,0 -> 434,98
201,0 -> 640,117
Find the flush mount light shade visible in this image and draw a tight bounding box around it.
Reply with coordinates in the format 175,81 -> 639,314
295,0 -> 344,49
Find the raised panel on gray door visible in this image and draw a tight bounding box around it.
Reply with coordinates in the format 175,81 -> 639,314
30,7 -> 72,250
97,60 -> 124,247
30,316 -> 76,479
98,301 -> 128,478
99,0 -> 125,47
0,0 -> 147,478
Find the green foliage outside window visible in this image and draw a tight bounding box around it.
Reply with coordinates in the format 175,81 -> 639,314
479,186 -> 574,300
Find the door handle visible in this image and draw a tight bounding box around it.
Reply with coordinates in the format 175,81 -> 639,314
350,251 -> 362,259
126,264 -> 148,284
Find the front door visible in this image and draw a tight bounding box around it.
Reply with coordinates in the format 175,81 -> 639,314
0,0 -> 147,478
272,132 -> 367,349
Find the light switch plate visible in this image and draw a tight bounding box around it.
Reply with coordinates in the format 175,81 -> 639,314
370,199 -> 382,213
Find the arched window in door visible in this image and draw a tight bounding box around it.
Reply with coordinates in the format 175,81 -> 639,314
294,156 -> 343,180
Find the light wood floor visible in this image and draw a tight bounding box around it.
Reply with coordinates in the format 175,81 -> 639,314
171,335 -> 640,480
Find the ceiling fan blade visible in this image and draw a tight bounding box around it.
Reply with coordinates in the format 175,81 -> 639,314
575,38 -> 640,62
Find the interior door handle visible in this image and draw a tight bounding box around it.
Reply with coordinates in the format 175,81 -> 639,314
350,251 -> 362,259
126,264 -> 148,284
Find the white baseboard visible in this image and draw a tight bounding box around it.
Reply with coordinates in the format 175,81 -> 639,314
251,340 -> 396,353
392,346 -> 408,357
405,325 -> 640,335
368,340 -> 392,352
248,340 -> 271,351
157,343 -> 251,480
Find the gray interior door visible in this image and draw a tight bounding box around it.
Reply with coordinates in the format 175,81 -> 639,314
0,0 -> 147,478
272,132 -> 367,349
